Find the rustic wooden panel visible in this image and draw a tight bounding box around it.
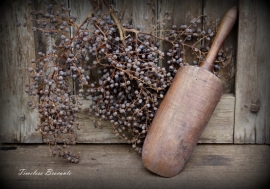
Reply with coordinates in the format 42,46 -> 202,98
22,0 -> 71,143
68,0 -> 122,143
0,0 -> 240,144
199,94 -> 234,143
0,1 -> 41,143
113,0 -> 157,34
72,1 -> 235,144
158,0 -> 202,68
69,0 -> 100,85
1,144 -> 269,188
77,94 -> 234,143
203,0 -> 238,93
74,0 -> 158,143
69,0 -> 94,34
76,97 -> 124,143
235,1 -> 270,144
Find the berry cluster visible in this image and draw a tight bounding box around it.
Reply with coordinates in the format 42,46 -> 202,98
24,0 -> 227,162
159,14 -> 228,78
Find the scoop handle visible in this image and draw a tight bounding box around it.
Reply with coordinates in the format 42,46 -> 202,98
200,6 -> 237,71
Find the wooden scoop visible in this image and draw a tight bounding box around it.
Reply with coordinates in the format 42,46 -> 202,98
142,6 -> 237,178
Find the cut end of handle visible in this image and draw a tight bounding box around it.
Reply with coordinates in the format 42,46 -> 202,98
226,6 -> 238,20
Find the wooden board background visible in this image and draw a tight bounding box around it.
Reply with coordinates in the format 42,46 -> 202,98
204,0 -> 237,93
0,0 -> 269,145
234,0 -> 270,144
76,94 -> 234,143
1,144 -> 270,189
0,1 -> 41,143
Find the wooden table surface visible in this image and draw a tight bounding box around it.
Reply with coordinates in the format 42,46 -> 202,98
0,144 -> 269,189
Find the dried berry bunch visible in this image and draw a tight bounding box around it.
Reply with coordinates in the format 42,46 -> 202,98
24,0 -> 228,163
157,13 -> 228,78
25,0 -> 83,163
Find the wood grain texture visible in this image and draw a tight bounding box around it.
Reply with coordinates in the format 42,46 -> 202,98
158,0 -> 202,68
142,66 -> 223,177
77,94 -> 234,144
0,1 -> 41,143
235,0 -> 270,144
41,0 -> 135,143
0,0 -> 236,145
0,144 -> 269,189
69,0 -> 102,85
69,0 -> 94,34
76,97 -> 125,143
6,0 -> 270,145
199,94 -> 234,143
71,0 -> 235,144
203,0 -> 238,93
113,0 -> 157,34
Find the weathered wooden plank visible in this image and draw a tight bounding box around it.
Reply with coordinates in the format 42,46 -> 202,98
69,0 -> 98,85
68,0 -> 121,143
235,1 -> 270,144
0,1 -> 238,145
0,1 -> 41,143
69,0 -> 94,34
73,0 -> 157,143
0,144 -> 269,189
21,0 -> 71,143
77,96 -> 130,143
158,0 -> 202,68
76,94 -> 234,143
199,94 -> 234,143
76,97 -> 124,143
203,0 -> 238,93
113,0 -> 157,34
